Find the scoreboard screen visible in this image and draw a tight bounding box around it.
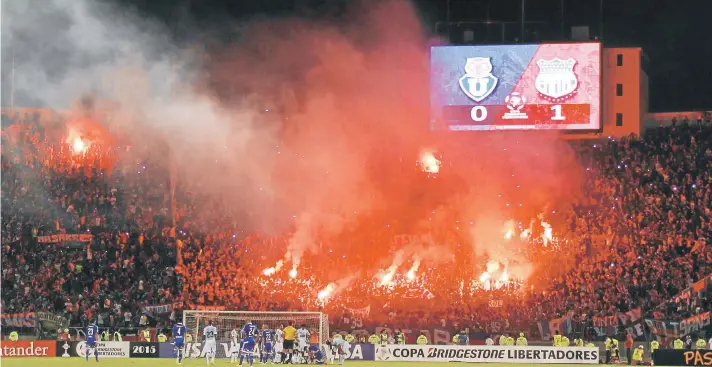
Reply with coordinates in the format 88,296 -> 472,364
430,42 -> 601,131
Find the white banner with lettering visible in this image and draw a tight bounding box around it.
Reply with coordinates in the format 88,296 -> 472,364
374,345 -> 599,364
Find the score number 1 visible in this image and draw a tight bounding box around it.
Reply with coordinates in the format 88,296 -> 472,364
550,104 -> 565,121
469,105 -> 566,122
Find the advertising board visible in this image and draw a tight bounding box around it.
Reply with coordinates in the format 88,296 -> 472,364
0,340 -> 56,357
375,345 -> 599,364
652,349 -> 712,366
430,42 -> 601,131
129,342 -> 160,358
157,342 -> 374,361
56,341 -> 129,358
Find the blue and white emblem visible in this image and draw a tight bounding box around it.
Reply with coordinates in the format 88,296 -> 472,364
458,57 -> 498,102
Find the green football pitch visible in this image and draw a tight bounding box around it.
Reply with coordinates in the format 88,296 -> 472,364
0,360 -> 664,367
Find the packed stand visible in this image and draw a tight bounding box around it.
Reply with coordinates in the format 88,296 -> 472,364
1,110 -> 180,334
535,120 -> 712,322
3,108 -> 711,340
178,119 -> 712,337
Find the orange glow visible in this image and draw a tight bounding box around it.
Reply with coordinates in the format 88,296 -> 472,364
406,269 -> 415,280
72,137 -> 89,155
504,228 -> 513,240
479,272 -> 491,283
418,150 -> 441,174
317,283 -> 335,301
380,269 -> 395,287
5,0 -> 584,316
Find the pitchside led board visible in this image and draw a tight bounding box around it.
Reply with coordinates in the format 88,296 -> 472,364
430,42 -> 602,131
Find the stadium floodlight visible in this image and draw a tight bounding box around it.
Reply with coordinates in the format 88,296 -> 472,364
184,310 -> 330,346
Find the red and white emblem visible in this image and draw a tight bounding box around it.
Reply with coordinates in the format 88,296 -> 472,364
535,58 -> 578,102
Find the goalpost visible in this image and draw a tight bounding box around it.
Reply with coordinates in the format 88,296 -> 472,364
183,310 -> 330,349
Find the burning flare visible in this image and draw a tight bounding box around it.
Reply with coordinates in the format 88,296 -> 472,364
379,267 -> 397,286
317,283 -> 336,301
541,220 -> 553,246
406,258 -> 421,281
262,260 -> 284,277
418,150 -> 441,175
480,261 -> 512,291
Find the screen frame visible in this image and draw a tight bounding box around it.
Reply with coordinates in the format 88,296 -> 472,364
429,41 -> 603,134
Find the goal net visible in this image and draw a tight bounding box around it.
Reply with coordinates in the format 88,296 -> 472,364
184,311 -> 329,356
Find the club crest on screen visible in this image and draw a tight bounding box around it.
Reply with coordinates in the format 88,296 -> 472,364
459,57 -> 498,102
535,58 -> 578,102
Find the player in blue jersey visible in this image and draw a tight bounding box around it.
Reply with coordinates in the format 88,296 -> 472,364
260,325 -> 275,365
308,344 -> 324,364
85,322 -> 100,362
173,321 -> 187,365
240,321 -> 259,367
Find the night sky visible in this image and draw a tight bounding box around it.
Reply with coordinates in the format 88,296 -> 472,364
9,0 -> 712,112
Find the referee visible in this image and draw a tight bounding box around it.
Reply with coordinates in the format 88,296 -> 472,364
283,321 -> 297,364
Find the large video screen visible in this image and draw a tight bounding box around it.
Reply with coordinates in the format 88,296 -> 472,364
430,42 -> 601,131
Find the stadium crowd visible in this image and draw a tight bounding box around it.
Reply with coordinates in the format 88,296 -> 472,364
530,119 -> 712,323
1,111 -> 181,333
2,108 -> 711,340
178,119 -> 712,335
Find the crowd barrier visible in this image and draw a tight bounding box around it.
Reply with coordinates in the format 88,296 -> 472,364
374,345 -> 600,364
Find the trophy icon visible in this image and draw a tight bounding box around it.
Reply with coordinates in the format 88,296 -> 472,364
62,342 -> 71,357
502,92 -> 529,120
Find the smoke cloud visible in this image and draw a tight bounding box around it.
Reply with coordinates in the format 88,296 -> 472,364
2,0 -> 582,280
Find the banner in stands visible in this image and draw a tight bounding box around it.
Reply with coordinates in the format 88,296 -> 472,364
56,341 -> 129,358
37,234 -> 93,243
0,341 -> 56,357
538,308 -> 646,340
374,345 -> 599,364
129,342 -> 160,358
671,274 -> 712,305
645,312 -> 711,339
617,308 -> 645,337
157,342 -> 374,360
142,303 -> 173,315
652,349 -> 712,366
194,305 -> 226,311
536,314 -> 573,340
1,313 -> 38,327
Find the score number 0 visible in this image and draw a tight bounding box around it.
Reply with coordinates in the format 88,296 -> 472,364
470,105 -> 566,121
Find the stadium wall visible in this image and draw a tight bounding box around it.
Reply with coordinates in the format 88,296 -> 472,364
562,47 -> 649,140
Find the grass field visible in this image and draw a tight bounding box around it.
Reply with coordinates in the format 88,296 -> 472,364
0,360 -> 658,367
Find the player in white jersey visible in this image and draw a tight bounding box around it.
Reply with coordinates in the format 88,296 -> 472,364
331,337 -> 350,366
297,325 -> 310,353
203,321 -> 218,366
274,326 -> 284,363
230,328 -> 240,364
